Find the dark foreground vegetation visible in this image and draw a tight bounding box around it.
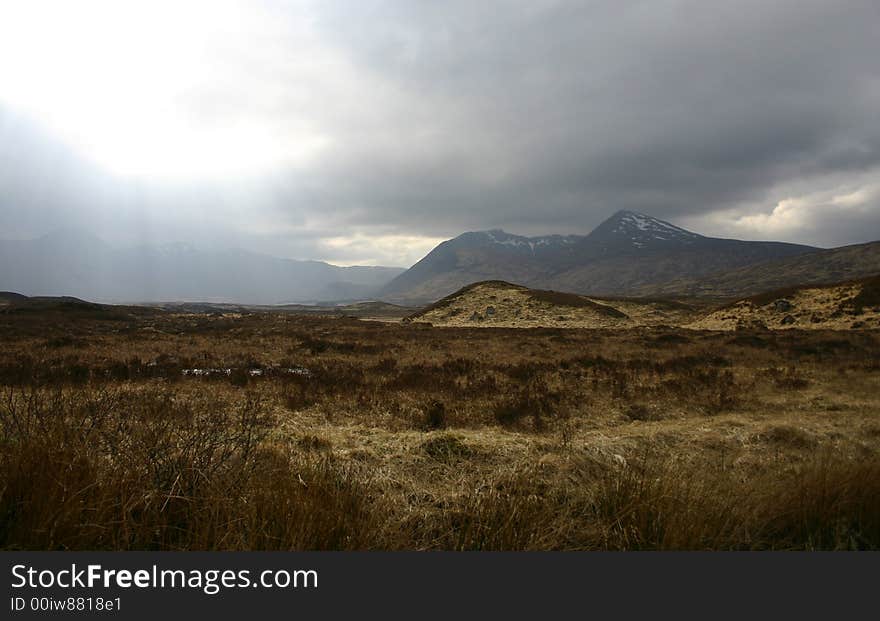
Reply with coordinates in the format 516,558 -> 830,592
1,307 -> 878,549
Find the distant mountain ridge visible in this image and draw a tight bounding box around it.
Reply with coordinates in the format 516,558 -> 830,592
379,211 -> 819,303
7,213 -> 872,306
0,230 -> 405,304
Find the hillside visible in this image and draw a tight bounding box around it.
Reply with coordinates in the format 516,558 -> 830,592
687,275 -> 880,331
380,211 -> 816,303
408,280 -> 700,328
409,276 -> 880,331
0,291 -> 28,305
636,240 -> 880,299
0,292 -> 162,319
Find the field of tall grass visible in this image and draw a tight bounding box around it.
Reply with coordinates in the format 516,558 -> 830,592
1,308 -> 878,549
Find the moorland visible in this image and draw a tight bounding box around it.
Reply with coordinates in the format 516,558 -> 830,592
1,300 -> 878,550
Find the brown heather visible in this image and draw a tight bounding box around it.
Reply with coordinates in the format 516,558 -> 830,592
0,307 -> 878,549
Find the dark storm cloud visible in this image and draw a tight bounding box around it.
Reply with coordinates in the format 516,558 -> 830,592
303,0 -> 880,239
1,0 -> 879,264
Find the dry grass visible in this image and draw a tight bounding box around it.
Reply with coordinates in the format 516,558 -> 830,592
409,277 -> 880,330
410,281 -> 694,328
690,276 -> 880,330
0,308 -> 878,550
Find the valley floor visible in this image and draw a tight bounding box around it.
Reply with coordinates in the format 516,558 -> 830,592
1,309 -> 878,549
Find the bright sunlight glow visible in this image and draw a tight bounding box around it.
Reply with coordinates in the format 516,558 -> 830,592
0,0 -> 328,180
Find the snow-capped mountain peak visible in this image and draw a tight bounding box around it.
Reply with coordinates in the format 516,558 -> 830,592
612,211 -> 699,238
474,229 -> 580,254
588,210 -> 703,249
379,210 -> 819,302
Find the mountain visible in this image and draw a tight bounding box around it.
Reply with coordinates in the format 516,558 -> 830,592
636,240 -> 880,299
374,229 -> 583,304
0,230 -> 405,304
379,211 -> 818,303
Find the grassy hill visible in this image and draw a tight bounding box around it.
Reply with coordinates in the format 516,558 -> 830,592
687,275 -> 880,331
409,280 -> 700,328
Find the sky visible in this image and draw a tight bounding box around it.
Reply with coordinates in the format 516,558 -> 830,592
1,0 -> 878,267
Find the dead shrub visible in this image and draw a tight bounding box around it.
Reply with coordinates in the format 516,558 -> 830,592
493,380 -> 562,431
283,382 -> 318,411
0,387 -> 378,550
421,434 -> 472,462
297,434 -> 333,452
757,425 -> 817,449
624,404 -> 662,422
758,367 -> 811,390
423,400 -> 447,430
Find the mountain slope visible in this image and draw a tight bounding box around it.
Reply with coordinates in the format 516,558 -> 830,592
380,211 -> 817,303
0,231 -> 405,304
636,240 -> 880,299
376,230 -> 581,304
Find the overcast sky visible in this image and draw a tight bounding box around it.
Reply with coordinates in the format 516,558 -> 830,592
1,0 -> 878,266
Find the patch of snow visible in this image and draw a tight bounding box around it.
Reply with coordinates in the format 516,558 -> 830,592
182,368 -> 232,377
282,367 -> 312,377
483,231 -> 580,253
619,212 -> 698,238
182,366 -> 312,378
